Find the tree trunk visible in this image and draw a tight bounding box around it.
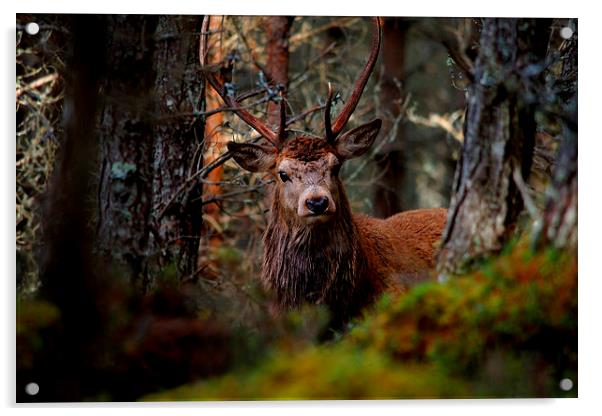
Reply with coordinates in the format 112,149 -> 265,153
536,114 -> 577,250
534,20 -> 577,251
373,18 -> 409,218
97,16 -> 206,289
437,18 -> 551,275
201,16 -> 227,255
30,15 -> 106,402
151,16 -> 205,279
263,16 -> 294,127
97,16 -> 158,291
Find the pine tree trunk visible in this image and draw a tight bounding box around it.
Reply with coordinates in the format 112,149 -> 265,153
373,18 -> 409,218
97,16 -> 158,291
151,16 -> 205,279
97,16 -> 205,289
201,16 -> 227,254
33,15 -> 106,402
263,16 -> 294,127
437,18 -> 551,275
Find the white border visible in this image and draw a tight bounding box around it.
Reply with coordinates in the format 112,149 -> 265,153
10,0 -> 584,17
4,1 -> 601,415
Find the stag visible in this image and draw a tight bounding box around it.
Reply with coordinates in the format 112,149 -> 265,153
201,17 -> 447,325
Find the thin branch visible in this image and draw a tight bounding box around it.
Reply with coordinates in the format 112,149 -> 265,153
512,166 -> 539,219
289,41 -> 337,88
285,102 -> 326,126
289,17 -> 360,46
197,181 -> 273,205
16,73 -> 59,99
345,98 -> 407,182
157,94 -> 272,121
231,17 -> 269,79
405,107 -> 465,143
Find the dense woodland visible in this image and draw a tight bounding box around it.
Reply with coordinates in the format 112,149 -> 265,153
16,15 -> 576,401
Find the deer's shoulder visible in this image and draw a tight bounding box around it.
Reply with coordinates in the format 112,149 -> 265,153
353,208 -> 448,289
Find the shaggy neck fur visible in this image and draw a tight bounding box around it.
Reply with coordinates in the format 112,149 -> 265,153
262,182 -> 374,323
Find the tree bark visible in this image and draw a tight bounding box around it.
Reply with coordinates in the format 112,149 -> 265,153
30,15 -> 106,402
373,18 -> 410,218
437,18 -> 551,275
263,16 -> 294,128
97,16 -> 206,289
536,113 -> 576,251
151,16 -> 205,279
534,20 -> 577,251
201,16 -> 227,254
97,16 -> 158,291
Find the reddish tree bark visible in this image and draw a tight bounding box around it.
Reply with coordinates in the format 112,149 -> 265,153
201,16 -> 227,256
263,16 -> 294,127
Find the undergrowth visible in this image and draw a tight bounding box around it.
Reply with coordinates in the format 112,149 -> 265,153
144,241 -> 577,400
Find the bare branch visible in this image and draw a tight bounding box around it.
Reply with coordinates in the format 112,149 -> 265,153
405,107 -> 465,143
289,17 -> 360,46
16,73 -> 59,99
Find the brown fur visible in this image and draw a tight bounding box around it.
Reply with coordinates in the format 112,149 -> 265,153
263,182 -> 370,325
353,208 -> 448,291
280,136 -> 334,161
257,138 -> 448,325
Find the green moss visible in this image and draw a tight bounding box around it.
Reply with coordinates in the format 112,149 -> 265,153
17,299 -> 61,369
145,345 -> 469,401
142,242 -> 577,400
215,246 -> 244,267
348,243 -> 577,395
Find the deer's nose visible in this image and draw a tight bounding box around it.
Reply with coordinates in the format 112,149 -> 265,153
305,196 -> 329,215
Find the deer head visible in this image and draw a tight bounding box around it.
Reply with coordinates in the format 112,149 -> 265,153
201,17 -> 382,225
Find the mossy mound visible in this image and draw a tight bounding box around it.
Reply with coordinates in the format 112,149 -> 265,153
145,243 -> 577,400
145,345 -> 469,400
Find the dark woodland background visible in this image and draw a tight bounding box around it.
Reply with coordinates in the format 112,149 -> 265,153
16,15 -> 577,401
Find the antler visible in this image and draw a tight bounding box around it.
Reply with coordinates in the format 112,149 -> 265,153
324,82 -> 335,141
200,15 -> 287,149
325,17 -> 382,143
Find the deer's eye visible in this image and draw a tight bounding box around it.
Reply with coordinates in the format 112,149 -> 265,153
278,171 -> 290,182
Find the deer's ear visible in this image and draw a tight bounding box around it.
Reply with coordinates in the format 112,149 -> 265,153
227,142 -> 277,173
334,119 -> 382,160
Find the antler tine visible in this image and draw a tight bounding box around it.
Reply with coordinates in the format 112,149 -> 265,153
200,16 -> 281,149
330,17 -> 382,138
277,93 -> 287,141
204,74 -> 281,147
324,82 -> 335,143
